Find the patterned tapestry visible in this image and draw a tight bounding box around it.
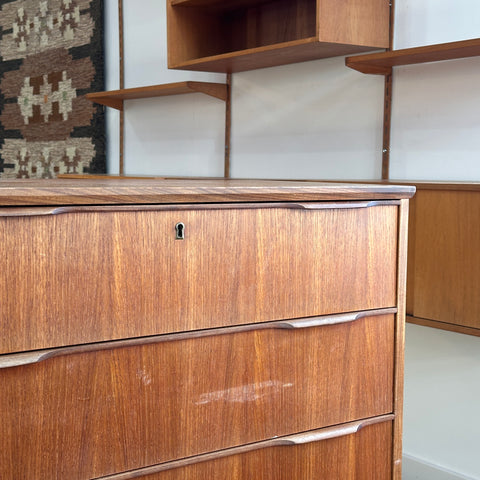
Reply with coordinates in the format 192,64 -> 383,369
0,0 -> 106,178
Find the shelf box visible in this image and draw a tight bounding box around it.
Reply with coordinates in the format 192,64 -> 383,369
167,0 -> 390,72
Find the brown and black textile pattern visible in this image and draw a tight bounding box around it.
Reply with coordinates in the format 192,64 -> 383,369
0,0 -> 106,178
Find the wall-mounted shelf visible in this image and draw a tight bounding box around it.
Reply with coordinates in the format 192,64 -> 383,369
346,38 -> 480,75
86,81 -> 228,110
167,0 -> 390,73
171,0 -> 270,7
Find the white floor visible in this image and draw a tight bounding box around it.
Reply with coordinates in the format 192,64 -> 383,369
403,455 -> 479,480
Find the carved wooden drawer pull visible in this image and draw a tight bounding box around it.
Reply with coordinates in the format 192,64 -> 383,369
95,415 -> 395,480
0,307 -> 397,369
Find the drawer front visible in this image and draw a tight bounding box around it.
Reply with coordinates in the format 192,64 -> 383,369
0,202 -> 398,353
98,417 -> 394,480
0,311 -> 394,480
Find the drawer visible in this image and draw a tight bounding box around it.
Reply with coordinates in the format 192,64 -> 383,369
97,416 -> 394,480
0,310 -> 394,480
0,202 -> 398,353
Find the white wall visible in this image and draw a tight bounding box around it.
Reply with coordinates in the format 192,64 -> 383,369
104,1 -> 480,478
403,325 -> 480,479
230,58 -> 384,179
393,0 -> 480,49
104,0 -> 120,174
389,58 -> 480,181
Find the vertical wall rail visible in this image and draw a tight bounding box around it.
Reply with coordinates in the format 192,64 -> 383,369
382,73 -> 393,180
118,0 -> 125,175
224,73 -> 232,178
382,0 -> 395,180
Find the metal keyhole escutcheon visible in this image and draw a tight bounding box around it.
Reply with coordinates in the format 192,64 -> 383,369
175,222 -> 185,240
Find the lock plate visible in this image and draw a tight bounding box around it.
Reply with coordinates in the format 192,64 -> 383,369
175,222 -> 185,240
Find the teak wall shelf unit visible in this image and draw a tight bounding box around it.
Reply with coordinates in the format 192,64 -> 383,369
166,0 -> 390,72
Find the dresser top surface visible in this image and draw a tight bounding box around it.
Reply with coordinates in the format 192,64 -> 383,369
0,178 -> 415,206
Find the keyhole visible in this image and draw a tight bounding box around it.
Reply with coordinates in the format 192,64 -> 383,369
175,222 -> 185,240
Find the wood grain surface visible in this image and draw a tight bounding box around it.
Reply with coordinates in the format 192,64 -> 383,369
392,198 -> 410,479
0,313 -> 394,479
167,0 -> 389,72
318,0 -> 389,48
168,38 -> 386,73
98,417 -> 394,479
407,315 -> 480,338
407,189 -> 480,331
0,178 -> 415,206
86,82 -> 228,110
346,37 -> 480,75
1,179 -> 411,479
1,203 -> 398,353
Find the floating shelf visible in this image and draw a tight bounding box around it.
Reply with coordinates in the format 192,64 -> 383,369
346,38 -> 480,75
170,0 -> 269,9
86,81 -> 228,110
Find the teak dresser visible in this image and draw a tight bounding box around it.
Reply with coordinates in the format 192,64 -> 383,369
0,178 -> 415,480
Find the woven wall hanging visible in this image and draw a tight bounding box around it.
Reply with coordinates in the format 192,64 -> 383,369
0,0 -> 106,178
